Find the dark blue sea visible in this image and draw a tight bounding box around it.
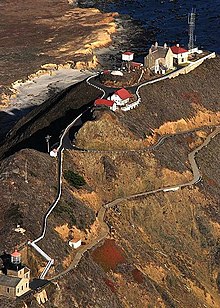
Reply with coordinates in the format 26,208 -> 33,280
79,0 -> 220,53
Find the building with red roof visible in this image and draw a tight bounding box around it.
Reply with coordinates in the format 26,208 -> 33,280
170,44 -> 189,65
145,42 -> 189,74
94,98 -> 117,112
109,88 -> 132,106
131,62 -> 143,70
122,52 -> 135,72
122,51 -> 134,62
170,45 -> 188,54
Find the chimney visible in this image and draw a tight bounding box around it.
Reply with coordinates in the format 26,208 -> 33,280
155,41 -> 158,49
164,43 -> 167,49
176,43 -> 180,47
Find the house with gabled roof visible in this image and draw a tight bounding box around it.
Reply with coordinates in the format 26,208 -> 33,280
109,88 -> 132,106
170,44 -> 189,65
144,42 -> 174,74
94,98 -> 117,112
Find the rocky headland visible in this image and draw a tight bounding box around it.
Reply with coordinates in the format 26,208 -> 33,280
0,57 -> 219,307
0,0 -> 220,306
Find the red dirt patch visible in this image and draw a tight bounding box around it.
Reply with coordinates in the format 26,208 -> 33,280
92,239 -> 125,272
132,268 -> 144,284
104,278 -> 117,293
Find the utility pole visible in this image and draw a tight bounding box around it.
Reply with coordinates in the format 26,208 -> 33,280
188,8 -> 196,51
45,135 -> 51,153
25,160 -> 28,183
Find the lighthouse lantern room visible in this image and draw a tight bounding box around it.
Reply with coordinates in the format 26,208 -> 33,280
11,249 -> 21,264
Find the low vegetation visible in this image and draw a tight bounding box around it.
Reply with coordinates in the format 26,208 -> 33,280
64,170 -> 86,188
54,200 -> 77,226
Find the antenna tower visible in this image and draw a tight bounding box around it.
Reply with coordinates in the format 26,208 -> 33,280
188,8 -> 196,50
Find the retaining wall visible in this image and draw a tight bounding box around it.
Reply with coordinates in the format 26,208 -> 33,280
168,52 -> 216,79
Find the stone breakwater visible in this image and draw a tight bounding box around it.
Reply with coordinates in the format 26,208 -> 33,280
0,0 -> 118,108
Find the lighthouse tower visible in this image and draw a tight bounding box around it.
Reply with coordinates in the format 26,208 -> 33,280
11,249 -> 21,265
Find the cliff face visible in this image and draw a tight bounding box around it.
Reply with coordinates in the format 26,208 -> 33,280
0,59 -> 220,307
0,80 -> 102,159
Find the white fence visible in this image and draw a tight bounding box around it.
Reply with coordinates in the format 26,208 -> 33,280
121,99 -> 141,111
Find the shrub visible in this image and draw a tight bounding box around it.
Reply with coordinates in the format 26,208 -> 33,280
64,170 -> 86,188
54,201 -> 76,226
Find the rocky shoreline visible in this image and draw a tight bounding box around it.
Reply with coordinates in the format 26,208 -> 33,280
0,0 -> 120,109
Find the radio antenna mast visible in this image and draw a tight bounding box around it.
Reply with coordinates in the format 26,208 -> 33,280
188,8 -> 196,50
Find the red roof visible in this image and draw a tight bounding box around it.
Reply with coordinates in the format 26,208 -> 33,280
123,51 -> 134,56
115,88 -> 132,100
11,249 -> 21,257
95,99 -> 115,107
171,46 -> 188,54
103,70 -> 110,74
131,62 -> 143,68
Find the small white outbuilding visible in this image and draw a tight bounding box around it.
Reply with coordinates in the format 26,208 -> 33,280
69,238 -> 82,249
122,51 -> 134,62
50,149 -> 58,157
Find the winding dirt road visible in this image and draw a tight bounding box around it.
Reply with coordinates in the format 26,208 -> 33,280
50,125 -> 220,281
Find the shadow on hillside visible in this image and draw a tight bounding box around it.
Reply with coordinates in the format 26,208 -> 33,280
0,106 -> 36,140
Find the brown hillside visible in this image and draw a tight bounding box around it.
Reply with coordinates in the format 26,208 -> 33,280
118,57 -> 220,138
0,59 -> 220,307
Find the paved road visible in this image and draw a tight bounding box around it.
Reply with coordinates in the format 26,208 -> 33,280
86,68 -> 179,105
32,110 -> 91,245
69,125 -> 218,154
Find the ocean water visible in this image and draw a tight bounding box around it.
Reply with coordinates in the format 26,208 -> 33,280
79,0 -> 220,53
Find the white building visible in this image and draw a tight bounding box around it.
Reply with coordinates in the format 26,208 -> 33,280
109,88 -> 132,106
94,98 -> 117,112
170,44 -> 189,65
122,52 -> 134,72
145,42 -> 174,74
50,149 -> 58,157
122,51 -> 134,62
69,238 -> 82,249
